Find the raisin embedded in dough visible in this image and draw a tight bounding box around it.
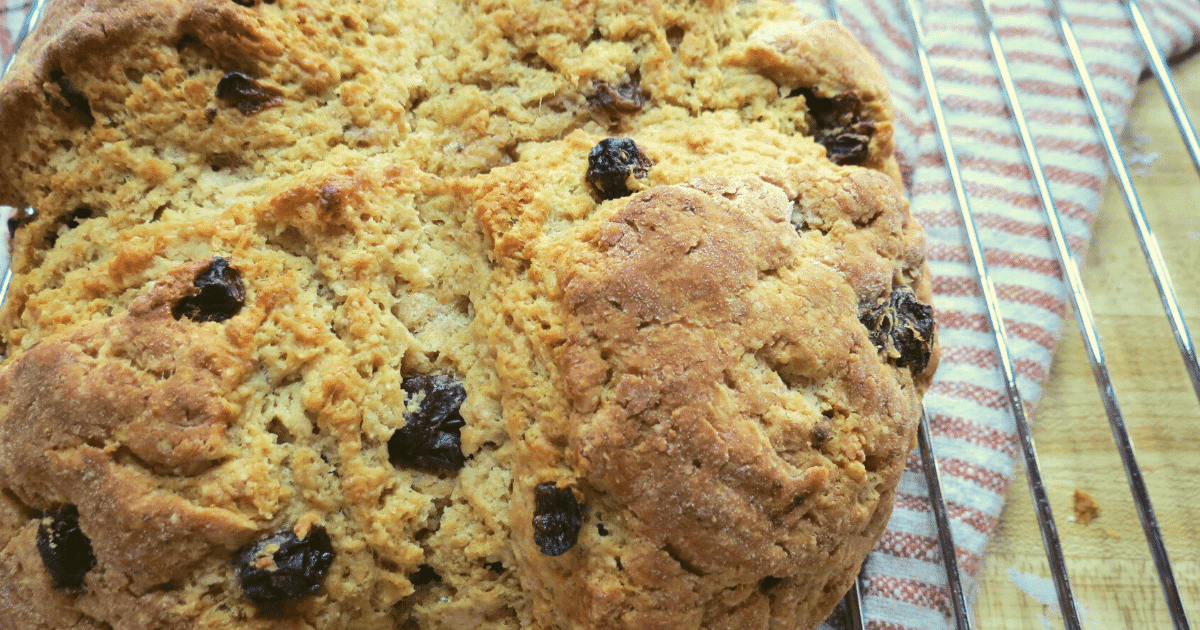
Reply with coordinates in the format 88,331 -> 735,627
408,564 -> 441,586
35,505 -> 96,590
859,286 -> 935,374
532,482 -> 584,557
216,71 -> 284,115
45,207 -> 93,246
62,207 -> 92,230
236,525 -> 336,606
758,576 -> 784,594
46,70 -> 94,125
792,88 -> 874,166
586,138 -> 653,200
388,375 -> 467,471
588,81 -> 647,115
172,257 -> 246,323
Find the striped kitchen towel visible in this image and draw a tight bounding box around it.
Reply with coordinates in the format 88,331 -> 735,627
2,0 -> 1199,629
0,2 -> 30,65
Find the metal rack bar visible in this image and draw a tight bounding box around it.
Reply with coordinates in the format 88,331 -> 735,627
845,570 -> 867,630
915,408 -> 972,630
1124,0 -> 1200,175
1042,1 -> 1197,628
977,2 -> 1193,628
1048,0 -> 1200,408
896,0 -> 1085,627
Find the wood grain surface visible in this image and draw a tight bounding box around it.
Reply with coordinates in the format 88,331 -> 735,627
973,50 -> 1200,629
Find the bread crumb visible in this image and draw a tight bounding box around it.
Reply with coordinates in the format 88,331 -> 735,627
1073,488 -> 1101,525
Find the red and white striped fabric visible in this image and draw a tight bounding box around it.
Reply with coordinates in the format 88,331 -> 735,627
0,2 -> 28,64
2,0 -> 1198,628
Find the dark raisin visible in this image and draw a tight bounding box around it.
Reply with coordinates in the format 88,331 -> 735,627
172,257 -> 246,322
175,34 -> 202,52
408,564 -> 441,586
758,576 -> 784,594
791,88 -> 874,166
35,505 -> 96,589
7,207 -> 37,235
44,207 -> 92,246
586,138 -> 653,201
811,420 -> 832,446
484,561 -> 505,573
666,25 -> 685,51
216,71 -> 284,115
63,206 -> 92,230
588,81 -> 646,115
232,0 -> 255,5
236,525 -> 336,606
388,375 -> 467,471
47,71 -> 95,126
532,482 -> 584,556
858,286 -> 935,374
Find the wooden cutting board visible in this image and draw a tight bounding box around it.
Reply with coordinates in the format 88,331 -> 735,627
972,51 -> 1200,628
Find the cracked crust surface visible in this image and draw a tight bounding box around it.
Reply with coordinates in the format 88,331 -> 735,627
0,0 -> 935,628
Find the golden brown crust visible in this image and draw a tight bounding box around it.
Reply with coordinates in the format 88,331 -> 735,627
729,19 -> 899,180
0,0 -> 282,203
508,177 -> 921,629
0,259 -> 258,592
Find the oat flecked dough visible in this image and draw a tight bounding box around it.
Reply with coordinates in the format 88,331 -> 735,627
0,0 -> 937,628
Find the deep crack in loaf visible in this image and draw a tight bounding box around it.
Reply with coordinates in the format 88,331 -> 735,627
0,0 -> 937,628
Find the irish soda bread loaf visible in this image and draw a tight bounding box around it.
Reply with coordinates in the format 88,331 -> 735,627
0,0 -> 937,628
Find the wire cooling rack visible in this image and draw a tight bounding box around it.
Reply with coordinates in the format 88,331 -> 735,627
822,0 -> 1198,628
0,0 -> 1195,628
